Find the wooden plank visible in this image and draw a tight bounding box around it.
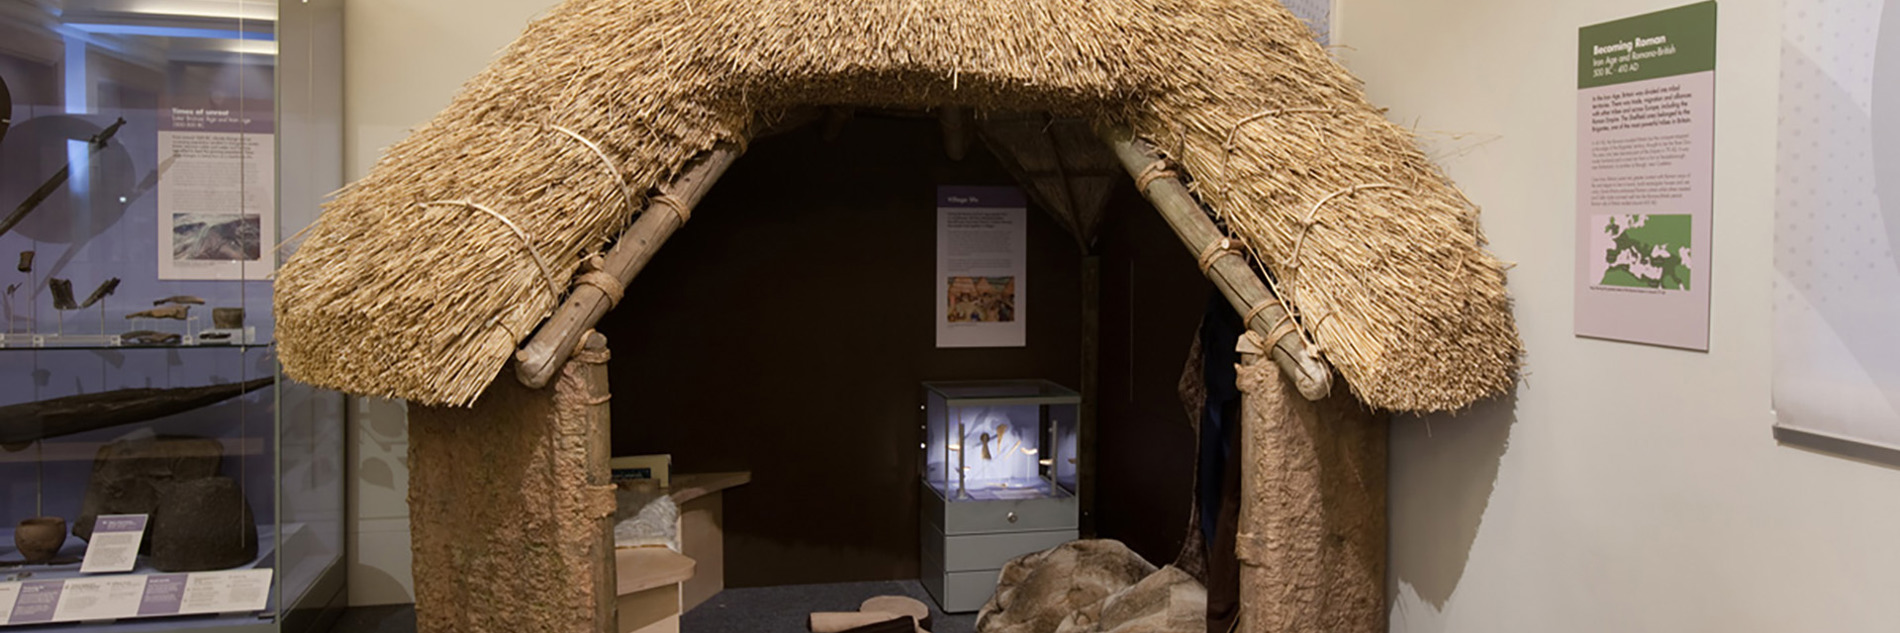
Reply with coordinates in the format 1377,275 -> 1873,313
1097,127 -> 1333,401
665,471 -> 751,506
615,548 -> 696,596
514,145 -> 742,388
617,581 -> 683,633
677,493 -> 725,613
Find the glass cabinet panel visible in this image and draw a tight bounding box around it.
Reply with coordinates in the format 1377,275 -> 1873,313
922,380 -> 1081,502
0,2 -> 344,630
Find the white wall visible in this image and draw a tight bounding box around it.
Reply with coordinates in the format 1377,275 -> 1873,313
1333,0 -> 1900,630
339,0 -> 562,606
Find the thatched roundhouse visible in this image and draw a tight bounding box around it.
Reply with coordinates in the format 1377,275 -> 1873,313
275,0 -> 1520,412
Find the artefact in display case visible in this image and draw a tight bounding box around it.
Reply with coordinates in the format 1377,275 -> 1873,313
0,1 -> 345,631
920,380 -> 1080,613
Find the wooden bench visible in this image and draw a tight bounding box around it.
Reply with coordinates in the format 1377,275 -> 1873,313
614,471 -> 751,632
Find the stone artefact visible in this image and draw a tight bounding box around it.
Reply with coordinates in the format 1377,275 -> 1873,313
212,307 -> 244,329
75,437 -> 222,543
150,476 -> 257,572
14,517 -> 66,563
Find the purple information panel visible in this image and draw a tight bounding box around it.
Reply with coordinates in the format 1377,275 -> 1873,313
0,569 -> 271,627
6,581 -> 63,624
136,575 -> 188,617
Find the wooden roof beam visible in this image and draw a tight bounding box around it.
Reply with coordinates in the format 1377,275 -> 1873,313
1099,126 -> 1333,401
513,144 -> 742,388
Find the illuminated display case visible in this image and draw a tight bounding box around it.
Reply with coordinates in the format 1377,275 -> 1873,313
0,1 -> 345,631
920,380 -> 1080,613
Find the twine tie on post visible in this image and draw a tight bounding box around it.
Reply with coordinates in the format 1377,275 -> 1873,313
572,253 -> 627,310
649,194 -> 691,225
1197,237 -> 1240,275
1134,159 -> 1178,192
575,271 -> 626,310
416,200 -> 564,301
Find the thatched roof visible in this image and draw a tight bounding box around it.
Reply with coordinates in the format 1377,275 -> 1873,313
275,0 -> 1521,412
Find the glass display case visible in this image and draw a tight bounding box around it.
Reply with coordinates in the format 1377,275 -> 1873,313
0,1 -> 345,631
919,380 -> 1080,613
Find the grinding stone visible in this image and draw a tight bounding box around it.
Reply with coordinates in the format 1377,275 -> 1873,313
151,476 -> 257,572
75,437 -> 222,545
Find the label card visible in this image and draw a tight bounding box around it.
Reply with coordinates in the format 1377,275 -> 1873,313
177,570 -> 272,615
0,583 -> 19,623
80,515 -> 147,574
51,576 -> 144,622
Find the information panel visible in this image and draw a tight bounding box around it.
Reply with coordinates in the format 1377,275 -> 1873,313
936,187 -> 1027,348
1573,2 -> 1718,349
0,570 -> 272,627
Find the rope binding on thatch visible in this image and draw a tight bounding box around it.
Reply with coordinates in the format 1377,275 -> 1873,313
536,123 -> 638,217
1285,183 -> 1398,274
414,200 -> 564,301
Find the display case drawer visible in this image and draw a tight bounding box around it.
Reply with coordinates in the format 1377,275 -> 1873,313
924,522 -> 1076,572
920,547 -> 1014,614
922,483 -> 1078,535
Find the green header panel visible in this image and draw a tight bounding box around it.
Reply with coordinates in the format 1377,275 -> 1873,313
1578,2 -> 1717,89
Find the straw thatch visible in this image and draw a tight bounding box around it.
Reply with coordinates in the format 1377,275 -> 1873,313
275,0 -> 1520,412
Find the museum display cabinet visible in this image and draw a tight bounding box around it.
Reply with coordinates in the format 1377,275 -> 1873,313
920,380 -> 1080,612
0,1 -> 345,631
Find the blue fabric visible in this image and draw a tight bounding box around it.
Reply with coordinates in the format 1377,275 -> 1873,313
1197,293 -> 1243,545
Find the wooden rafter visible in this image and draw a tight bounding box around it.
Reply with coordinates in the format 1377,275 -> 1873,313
1099,126 -> 1333,401
513,145 -> 742,388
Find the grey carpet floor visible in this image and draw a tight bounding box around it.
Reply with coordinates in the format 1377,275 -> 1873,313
324,581 -> 976,633
684,579 -> 975,633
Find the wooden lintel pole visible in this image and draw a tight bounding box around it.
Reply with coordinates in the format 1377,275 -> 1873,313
1098,126 -> 1332,401
514,145 -> 742,388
